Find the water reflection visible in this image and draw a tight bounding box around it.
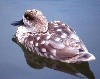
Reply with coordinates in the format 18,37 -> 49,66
12,36 -> 95,79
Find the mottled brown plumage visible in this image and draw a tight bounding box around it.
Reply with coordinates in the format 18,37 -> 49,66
12,9 -> 95,63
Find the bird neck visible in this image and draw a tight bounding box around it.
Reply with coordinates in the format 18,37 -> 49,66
32,22 -> 48,33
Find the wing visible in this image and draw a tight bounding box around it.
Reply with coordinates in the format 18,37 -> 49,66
46,21 -> 88,58
23,21 -> 94,63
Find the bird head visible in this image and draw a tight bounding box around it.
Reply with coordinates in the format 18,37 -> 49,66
12,9 -> 48,33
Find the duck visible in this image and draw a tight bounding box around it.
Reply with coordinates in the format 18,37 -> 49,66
11,9 -> 95,63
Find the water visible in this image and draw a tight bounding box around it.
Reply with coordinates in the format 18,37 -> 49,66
0,0 -> 100,79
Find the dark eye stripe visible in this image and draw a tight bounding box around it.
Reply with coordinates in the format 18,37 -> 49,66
24,13 -> 35,20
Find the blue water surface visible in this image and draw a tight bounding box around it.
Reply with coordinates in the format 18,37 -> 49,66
0,0 -> 100,79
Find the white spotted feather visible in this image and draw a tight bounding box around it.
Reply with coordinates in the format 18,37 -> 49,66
12,9 -> 95,63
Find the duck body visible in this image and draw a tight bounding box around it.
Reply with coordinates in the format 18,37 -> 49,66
12,9 -> 95,63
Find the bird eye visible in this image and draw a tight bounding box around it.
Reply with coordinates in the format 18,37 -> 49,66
24,14 -> 30,20
24,13 -> 34,20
